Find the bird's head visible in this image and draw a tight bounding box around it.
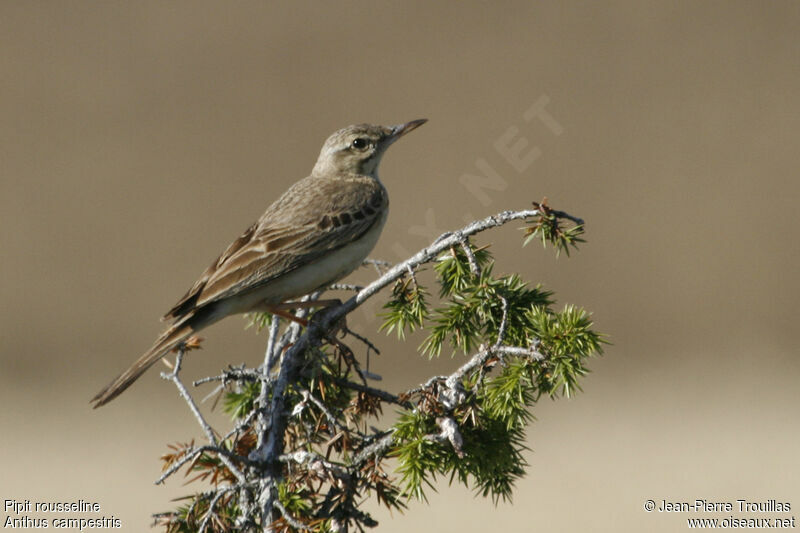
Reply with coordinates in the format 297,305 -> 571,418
312,119 -> 427,178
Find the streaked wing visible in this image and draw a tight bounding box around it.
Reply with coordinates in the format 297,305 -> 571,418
163,221 -> 258,319
164,175 -> 386,320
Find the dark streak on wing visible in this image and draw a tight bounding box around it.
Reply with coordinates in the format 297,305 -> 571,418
162,222 -> 259,320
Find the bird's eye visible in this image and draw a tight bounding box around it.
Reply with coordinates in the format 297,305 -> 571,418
351,138 -> 369,151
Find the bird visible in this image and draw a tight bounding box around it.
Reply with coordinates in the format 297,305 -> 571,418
91,119 -> 427,408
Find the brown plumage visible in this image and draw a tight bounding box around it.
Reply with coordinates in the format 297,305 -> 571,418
91,119 -> 426,408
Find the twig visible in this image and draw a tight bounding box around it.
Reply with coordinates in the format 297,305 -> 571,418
353,431 -> 395,465
273,499 -> 310,531
329,283 -> 364,292
161,348 -> 246,485
193,365 -> 260,386
362,258 -> 392,276
494,296 -> 509,349
495,344 -> 545,361
549,208 -> 584,225
298,388 -> 348,432
155,444 -> 250,485
198,486 -> 233,533
460,238 -> 481,277
426,416 -> 464,458
221,408 -> 258,443
405,264 -> 420,290
333,378 -> 408,406
344,328 -> 381,356
264,315 -> 282,373
200,384 -> 225,404
404,374 -> 448,396
348,209 -> 549,312
437,342 -> 546,403
279,450 -> 350,480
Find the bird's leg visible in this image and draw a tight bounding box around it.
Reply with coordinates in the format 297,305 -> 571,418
264,307 -> 309,327
263,299 -> 343,329
273,299 -> 350,341
265,300 -> 356,377
268,299 -> 342,311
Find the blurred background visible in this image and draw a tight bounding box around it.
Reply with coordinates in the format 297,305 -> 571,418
1,2 -> 798,531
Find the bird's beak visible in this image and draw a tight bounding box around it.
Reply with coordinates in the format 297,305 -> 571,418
387,118 -> 428,143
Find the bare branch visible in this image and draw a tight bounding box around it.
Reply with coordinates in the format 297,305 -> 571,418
362,258 -> 392,276
333,378 -> 408,406
198,487 -> 232,533
298,388 -> 348,432
343,328 -> 381,356
273,499 -> 311,531
279,450 -> 350,480
193,365 -> 260,386
328,283 -> 364,292
347,209 -> 546,314
353,431 -> 395,465
161,348 -> 246,485
155,444 -> 250,486
426,417 -> 464,458
460,238 -> 481,277
494,296 -> 509,349
264,315 -> 282,373
548,207 -> 584,225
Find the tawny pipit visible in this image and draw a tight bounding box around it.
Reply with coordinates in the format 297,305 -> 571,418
91,119 -> 427,408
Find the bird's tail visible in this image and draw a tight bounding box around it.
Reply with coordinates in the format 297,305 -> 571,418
91,314 -> 206,408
